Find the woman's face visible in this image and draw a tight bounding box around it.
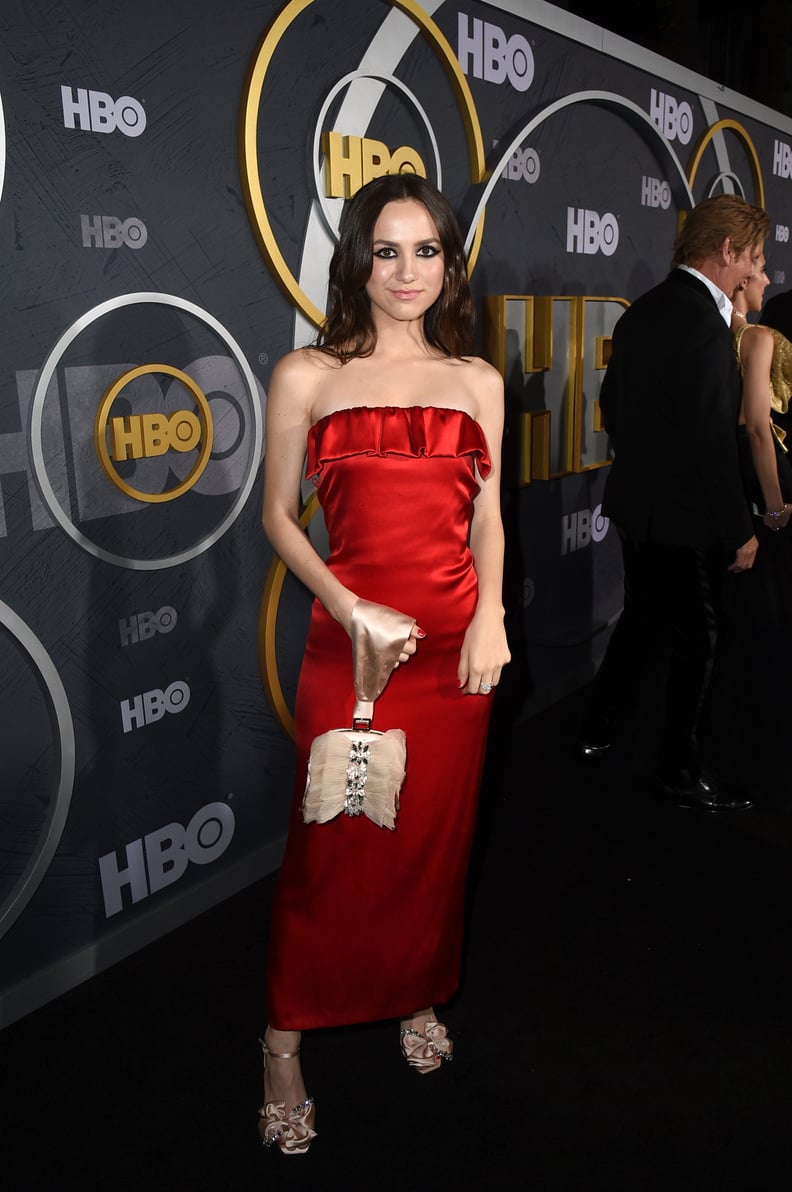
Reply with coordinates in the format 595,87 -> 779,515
365,199 -> 445,326
739,254 -> 770,312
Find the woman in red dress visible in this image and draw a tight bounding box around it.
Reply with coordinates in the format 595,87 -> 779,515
259,173 -> 510,1153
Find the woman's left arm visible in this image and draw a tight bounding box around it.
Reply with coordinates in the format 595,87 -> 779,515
741,327 -> 792,528
457,362 -> 512,695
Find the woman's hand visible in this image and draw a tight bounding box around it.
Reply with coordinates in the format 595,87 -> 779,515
457,607 -> 510,695
762,503 -> 792,531
393,623 -> 426,668
346,596 -> 425,671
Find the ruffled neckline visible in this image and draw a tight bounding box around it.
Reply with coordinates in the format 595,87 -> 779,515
306,405 -> 492,483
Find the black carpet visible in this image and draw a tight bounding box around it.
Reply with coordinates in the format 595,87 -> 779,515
3,686 -> 792,1191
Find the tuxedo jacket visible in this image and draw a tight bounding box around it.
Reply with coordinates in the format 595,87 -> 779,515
600,268 -> 753,552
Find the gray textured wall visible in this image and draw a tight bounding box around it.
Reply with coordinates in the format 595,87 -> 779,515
1,0 -> 788,1027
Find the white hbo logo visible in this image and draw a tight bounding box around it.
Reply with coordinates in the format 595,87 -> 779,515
774,270 -> 787,285
457,13 -> 534,92
61,85 -> 146,137
120,679 -> 190,733
566,208 -> 619,257
81,215 -> 148,249
649,88 -> 692,145
502,146 -> 540,183
98,801 -> 235,917
561,505 -> 609,555
776,224 -> 790,243
641,176 -> 671,210
119,605 -> 178,648
773,140 -> 792,179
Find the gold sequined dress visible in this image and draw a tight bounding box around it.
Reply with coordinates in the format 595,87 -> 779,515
734,322 -> 792,487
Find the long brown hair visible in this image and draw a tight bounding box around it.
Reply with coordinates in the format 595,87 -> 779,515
317,174 -> 475,360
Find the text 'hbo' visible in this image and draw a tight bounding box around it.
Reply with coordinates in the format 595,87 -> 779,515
81,215 -> 148,250
98,802 -> 235,917
458,13 -> 534,91
119,606 -> 178,648
561,506 -> 609,555
566,208 -> 619,257
120,680 -> 190,733
110,412 -> 202,462
641,176 -> 671,210
61,85 -> 146,137
649,88 -> 692,144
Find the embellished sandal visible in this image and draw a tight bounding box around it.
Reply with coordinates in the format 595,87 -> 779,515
258,1037 -> 317,1155
399,1019 -> 454,1074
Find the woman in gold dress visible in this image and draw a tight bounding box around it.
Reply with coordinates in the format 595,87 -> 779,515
719,253 -> 792,807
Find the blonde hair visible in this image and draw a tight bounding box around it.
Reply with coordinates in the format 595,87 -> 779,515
671,194 -> 769,268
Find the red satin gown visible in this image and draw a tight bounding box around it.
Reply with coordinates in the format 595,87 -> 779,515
266,405 -> 495,1030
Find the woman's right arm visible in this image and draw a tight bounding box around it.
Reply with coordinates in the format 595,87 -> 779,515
261,353 -> 358,633
741,328 -> 792,529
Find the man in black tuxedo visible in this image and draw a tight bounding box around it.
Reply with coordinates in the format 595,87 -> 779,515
579,194 -> 769,810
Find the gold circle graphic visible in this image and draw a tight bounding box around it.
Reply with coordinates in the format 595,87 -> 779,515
686,118 -> 765,208
258,491 -> 320,739
239,0 -> 488,329
93,363 -> 214,504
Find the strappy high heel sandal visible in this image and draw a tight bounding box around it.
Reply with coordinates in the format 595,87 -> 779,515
258,1037 -> 317,1155
399,1019 -> 454,1074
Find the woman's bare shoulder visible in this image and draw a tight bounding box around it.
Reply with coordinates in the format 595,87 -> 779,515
466,353 -> 502,375
460,354 -> 504,397
741,324 -> 775,361
271,346 -> 341,385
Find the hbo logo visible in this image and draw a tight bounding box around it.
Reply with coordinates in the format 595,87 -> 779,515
110,411 -> 202,462
649,88 -> 692,144
322,132 -> 426,199
98,801 -> 235,917
561,505 -> 609,555
458,13 -> 534,91
502,146 -> 540,183
81,215 -> 147,250
119,605 -> 178,648
773,140 -> 792,179
641,176 -> 671,210
61,85 -> 146,137
774,271 -> 787,285
566,208 -> 619,257
776,224 -> 790,242
120,679 -> 190,734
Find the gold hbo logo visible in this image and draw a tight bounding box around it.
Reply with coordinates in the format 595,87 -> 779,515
239,0 -> 486,328
322,132 -> 426,197
94,363 -> 213,503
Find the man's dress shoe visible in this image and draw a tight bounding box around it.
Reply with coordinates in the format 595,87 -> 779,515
655,767 -> 753,812
578,735 -> 613,760
576,716 -> 615,760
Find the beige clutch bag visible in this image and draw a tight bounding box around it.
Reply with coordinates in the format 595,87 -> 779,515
302,598 -> 415,830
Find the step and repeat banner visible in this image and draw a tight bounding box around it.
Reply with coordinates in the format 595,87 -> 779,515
1,0 -> 790,1025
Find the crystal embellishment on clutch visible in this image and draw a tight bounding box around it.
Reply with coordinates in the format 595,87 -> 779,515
344,740 -> 370,816
302,726 -> 406,830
